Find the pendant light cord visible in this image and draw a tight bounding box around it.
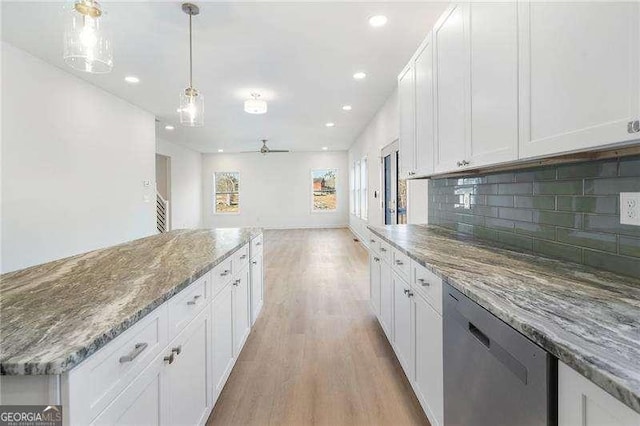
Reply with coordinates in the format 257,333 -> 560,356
189,13 -> 193,89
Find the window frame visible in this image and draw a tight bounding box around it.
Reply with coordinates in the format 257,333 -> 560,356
213,171 -> 241,215
311,168 -> 338,213
360,157 -> 368,220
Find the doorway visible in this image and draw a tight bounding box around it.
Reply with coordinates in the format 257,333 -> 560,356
381,141 -> 407,225
155,154 -> 171,232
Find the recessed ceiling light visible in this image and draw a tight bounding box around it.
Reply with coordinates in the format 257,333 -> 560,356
124,76 -> 140,84
322,147 -> 328,151
165,125 -> 175,130
353,72 -> 367,80
368,15 -> 388,27
342,105 -> 352,111
218,149 -> 224,153
325,122 -> 335,127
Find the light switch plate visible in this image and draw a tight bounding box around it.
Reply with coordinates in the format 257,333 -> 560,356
620,192 -> 640,226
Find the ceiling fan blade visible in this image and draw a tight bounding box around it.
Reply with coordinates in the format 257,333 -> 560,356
268,150 -> 290,153
239,150 -> 260,153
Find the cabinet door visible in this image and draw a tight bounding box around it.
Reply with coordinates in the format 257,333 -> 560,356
558,361 -> 640,426
165,308 -> 211,426
434,3 -> 469,173
392,272 -> 414,380
232,266 -> 251,357
519,2 -> 640,159
468,2 -> 518,167
379,260 -> 393,341
250,253 -> 264,326
369,253 -> 381,317
91,353 -> 167,426
414,35 -> 435,176
414,295 -> 443,426
211,284 -> 234,401
399,64 -> 416,179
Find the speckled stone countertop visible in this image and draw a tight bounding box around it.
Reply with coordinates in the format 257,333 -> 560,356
0,227 -> 262,375
368,224 -> 640,414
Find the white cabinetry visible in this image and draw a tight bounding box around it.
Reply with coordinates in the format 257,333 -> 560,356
414,35 -> 435,176
518,2 -> 640,159
250,244 -> 264,326
369,253 -> 381,317
559,361 -> 640,426
399,64 -> 416,179
379,258 -> 393,341
414,292 -> 443,426
232,265 -> 251,357
392,272 -> 414,380
211,283 -> 234,402
468,2 -> 518,167
433,3 -> 468,173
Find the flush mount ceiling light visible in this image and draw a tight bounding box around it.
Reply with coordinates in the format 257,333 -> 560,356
322,147 -> 328,150
165,125 -> 175,130
353,72 -> 367,80
179,3 -> 204,127
342,105 -> 352,111
124,75 -> 139,84
325,122 -> 335,127
368,15 -> 388,27
63,0 -> 113,73
244,93 -> 268,114
218,149 -> 224,153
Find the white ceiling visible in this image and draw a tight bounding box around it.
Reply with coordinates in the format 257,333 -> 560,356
1,1 -> 447,153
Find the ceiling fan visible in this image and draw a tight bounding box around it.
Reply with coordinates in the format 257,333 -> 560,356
243,139 -> 290,155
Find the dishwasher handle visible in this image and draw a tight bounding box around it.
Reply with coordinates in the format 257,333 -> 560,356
468,322 -> 490,348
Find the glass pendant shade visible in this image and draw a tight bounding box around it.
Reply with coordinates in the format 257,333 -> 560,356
244,96 -> 268,114
63,1 -> 113,74
179,87 -> 204,127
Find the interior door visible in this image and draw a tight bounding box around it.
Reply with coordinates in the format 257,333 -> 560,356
382,141 -> 407,225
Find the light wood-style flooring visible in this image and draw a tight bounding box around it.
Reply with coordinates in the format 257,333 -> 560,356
206,228 -> 429,426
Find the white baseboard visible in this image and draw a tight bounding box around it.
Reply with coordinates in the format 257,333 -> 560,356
264,224 -> 348,230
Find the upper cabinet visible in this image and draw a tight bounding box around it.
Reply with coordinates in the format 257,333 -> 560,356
400,1 -> 640,177
468,2 -> 518,166
414,35 -> 435,176
399,64 -> 416,179
518,2 -> 640,159
433,4 -> 469,173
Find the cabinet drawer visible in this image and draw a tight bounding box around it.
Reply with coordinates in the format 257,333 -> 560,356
392,248 -> 411,280
212,257 -> 233,297
411,260 -> 443,315
167,273 -> 209,340
233,243 -> 250,272
251,234 -> 263,258
379,240 -> 391,262
67,305 -> 168,425
368,232 -> 380,254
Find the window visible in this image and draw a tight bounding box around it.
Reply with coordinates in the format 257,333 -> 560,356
214,172 -> 240,213
350,165 -> 355,214
354,161 -> 361,217
360,157 -> 368,220
312,169 -> 337,211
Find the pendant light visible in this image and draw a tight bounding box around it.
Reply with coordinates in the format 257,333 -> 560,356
63,0 -> 113,73
244,93 -> 268,114
179,3 -> 204,127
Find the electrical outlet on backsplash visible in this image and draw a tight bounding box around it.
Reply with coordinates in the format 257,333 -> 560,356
428,155 -> 640,277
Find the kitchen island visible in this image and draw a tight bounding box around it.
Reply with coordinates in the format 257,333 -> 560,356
0,227 -> 265,425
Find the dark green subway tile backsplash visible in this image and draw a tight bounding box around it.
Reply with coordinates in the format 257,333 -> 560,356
428,155 -> 640,277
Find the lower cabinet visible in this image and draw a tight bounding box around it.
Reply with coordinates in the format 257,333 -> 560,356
211,283 -> 234,401
379,259 -> 393,340
250,251 -> 264,326
232,265 -> 251,357
392,272 -> 414,380
559,361 -> 640,426
92,308 -> 211,426
414,293 -> 444,426
369,253 -> 381,316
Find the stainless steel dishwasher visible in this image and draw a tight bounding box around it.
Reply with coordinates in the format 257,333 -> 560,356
443,283 -> 557,426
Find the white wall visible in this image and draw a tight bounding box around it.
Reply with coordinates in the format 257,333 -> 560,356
1,42 -> 156,273
348,89 -> 428,242
202,151 -> 348,229
156,139 -> 202,230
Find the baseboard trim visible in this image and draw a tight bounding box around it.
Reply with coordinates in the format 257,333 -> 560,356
264,224 -> 348,230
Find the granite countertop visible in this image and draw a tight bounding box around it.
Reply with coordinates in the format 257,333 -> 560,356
368,224 -> 640,414
0,227 -> 262,375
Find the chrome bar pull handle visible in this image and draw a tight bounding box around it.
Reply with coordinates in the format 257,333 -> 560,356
119,342 -> 148,363
187,295 -> 201,305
